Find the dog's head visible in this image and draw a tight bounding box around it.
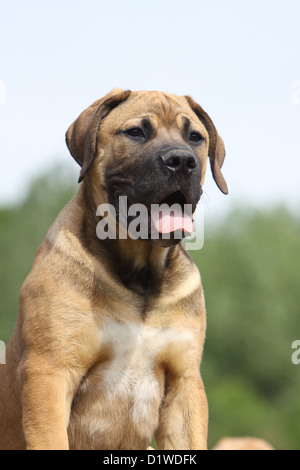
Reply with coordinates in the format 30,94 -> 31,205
66,89 -> 228,245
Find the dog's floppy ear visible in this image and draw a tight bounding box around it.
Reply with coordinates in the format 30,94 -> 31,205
66,88 -> 131,182
185,95 -> 228,194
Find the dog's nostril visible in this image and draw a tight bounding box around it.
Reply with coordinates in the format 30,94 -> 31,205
167,156 -> 181,169
186,156 -> 196,169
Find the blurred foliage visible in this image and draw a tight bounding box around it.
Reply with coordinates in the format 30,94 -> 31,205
0,166 -> 77,340
191,205 -> 300,450
0,167 -> 299,449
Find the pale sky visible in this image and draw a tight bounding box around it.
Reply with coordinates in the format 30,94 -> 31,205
0,0 -> 299,218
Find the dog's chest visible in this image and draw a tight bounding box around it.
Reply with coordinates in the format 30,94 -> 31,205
69,321 -> 192,449
85,321 -> 191,405
100,321 -> 185,384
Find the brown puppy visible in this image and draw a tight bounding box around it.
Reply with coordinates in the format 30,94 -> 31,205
213,437 -> 275,450
0,89 -> 228,450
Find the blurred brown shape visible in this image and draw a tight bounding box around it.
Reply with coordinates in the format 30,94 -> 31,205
212,437 -> 275,450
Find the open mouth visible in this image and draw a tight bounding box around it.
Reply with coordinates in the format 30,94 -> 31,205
113,189 -> 194,242
150,190 -> 194,236
156,190 -> 187,208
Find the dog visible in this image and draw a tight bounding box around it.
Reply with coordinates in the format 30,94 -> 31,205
0,88 -> 228,450
212,437 -> 274,450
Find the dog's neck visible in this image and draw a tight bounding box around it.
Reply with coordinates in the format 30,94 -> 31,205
77,181 -> 174,296
108,237 -> 171,296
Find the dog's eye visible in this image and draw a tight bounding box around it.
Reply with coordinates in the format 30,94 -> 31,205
126,128 -> 145,138
189,131 -> 203,144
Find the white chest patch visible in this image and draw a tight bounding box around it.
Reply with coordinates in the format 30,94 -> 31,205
97,321 -> 193,430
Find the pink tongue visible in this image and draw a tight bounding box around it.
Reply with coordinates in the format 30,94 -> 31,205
151,206 -> 193,234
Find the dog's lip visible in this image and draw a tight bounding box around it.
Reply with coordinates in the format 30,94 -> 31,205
153,190 -> 188,208
127,190 -> 194,211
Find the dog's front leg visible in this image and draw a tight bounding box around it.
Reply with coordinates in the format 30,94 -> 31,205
155,372 -> 208,450
20,359 -> 73,450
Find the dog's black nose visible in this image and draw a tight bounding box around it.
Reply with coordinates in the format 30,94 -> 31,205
162,151 -> 197,174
